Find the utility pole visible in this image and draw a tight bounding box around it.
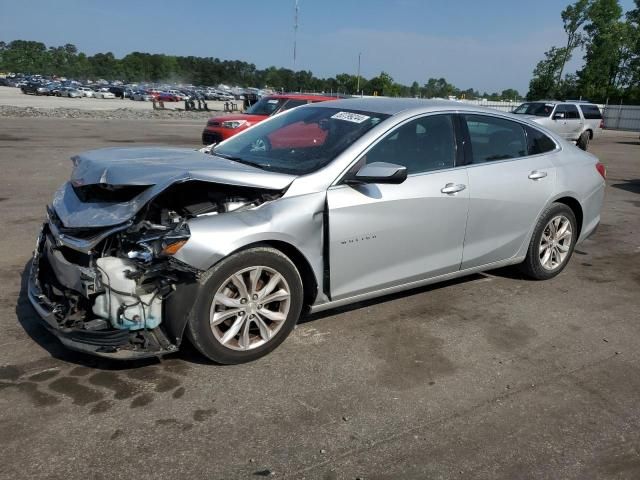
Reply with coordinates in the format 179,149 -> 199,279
293,0 -> 299,69
356,52 -> 361,95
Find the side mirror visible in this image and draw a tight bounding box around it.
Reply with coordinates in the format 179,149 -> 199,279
347,162 -> 408,185
553,112 -> 565,120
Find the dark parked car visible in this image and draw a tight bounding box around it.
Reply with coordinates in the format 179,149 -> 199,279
21,82 -> 51,95
108,86 -> 126,98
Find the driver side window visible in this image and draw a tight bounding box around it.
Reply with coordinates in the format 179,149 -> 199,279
364,114 -> 456,174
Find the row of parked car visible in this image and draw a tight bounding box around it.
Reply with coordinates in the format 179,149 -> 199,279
12,74 -> 253,102
20,82 -> 118,98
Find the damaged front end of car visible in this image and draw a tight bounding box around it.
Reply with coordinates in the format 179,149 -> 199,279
28,147 -> 290,359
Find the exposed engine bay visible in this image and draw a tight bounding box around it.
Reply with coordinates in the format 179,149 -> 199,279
32,179 -> 284,358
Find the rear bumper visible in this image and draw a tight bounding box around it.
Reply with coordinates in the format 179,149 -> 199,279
577,182 -> 605,245
28,224 -> 178,360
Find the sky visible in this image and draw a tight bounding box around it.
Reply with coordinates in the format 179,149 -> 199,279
0,0 -> 636,93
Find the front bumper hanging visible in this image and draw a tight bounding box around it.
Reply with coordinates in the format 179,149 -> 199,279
28,224 -> 179,360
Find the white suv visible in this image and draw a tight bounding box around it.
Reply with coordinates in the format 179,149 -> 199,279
513,101 -> 603,150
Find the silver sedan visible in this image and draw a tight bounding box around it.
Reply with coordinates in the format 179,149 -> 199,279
29,99 -> 605,363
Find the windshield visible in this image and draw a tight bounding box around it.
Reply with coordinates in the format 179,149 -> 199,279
513,103 -> 554,117
214,106 -> 390,175
245,97 -> 285,116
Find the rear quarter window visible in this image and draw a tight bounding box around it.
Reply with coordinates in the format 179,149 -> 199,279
579,104 -> 602,120
525,126 -> 557,155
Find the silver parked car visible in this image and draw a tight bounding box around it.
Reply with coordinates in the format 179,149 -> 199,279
131,91 -> 154,101
29,99 -> 605,363
57,87 -> 83,98
513,101 -> 603,150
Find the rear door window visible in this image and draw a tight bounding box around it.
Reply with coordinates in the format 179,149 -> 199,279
579,104 -> 602,119
556,104 -> 580,119
463,115 -> 527,163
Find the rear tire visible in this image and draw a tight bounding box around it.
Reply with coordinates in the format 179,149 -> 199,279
186,247 -> 303,364
577,131 -> 590,150
519,203 -> 577,280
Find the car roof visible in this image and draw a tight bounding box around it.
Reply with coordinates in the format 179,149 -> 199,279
309,97 -> 513,116
524,100 -> 599,106
265,93 -> 338,101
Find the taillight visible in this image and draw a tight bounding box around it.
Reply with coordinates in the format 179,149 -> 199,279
596,162 -> 606,179
599,120 -> 604,129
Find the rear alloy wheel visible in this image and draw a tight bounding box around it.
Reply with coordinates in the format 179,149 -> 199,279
577,131 -> 590,150
520,203 -> 577,280
187,247 -> 303,364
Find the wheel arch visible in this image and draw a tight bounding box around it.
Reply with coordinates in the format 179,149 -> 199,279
227,240 -> 319,312
553,195 -> 584,238
516,193 -> 585,260
164,239 -> 319,348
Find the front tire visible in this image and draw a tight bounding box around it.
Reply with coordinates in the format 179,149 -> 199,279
577,131 -> 590,150
520,203 -> 577,280
187,247 -> 303,364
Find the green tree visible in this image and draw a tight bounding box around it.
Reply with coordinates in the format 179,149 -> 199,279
88,52 -> 120,79
1,40 -> 49,73
527,46 -> 567,99
557,0 -> 590,84
367,71 -> 394,95
577,0 -> 625,101
622,0 -> 640,101
422,77 -> 457,98
500,88 -> 520,100
409,81 -> 420,97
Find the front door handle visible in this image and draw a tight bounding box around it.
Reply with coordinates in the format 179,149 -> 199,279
528,170 -> 548,180
441,183 -> 466,194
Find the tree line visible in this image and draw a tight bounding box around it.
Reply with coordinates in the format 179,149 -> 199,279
0,40 -> 521,101
528,0 -> 640,103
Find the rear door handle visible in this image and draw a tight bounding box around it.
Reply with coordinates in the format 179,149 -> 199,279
528,170 -> 548,180
441,183 -> 466,194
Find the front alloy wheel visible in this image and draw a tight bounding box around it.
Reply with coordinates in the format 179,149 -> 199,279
187,247 -> 303,364
210,266 -> 291,351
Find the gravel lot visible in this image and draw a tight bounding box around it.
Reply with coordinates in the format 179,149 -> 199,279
0,117 -> 639,480
0,86 -> 230,119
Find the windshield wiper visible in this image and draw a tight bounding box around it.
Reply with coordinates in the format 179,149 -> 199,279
213,152 -> 268,170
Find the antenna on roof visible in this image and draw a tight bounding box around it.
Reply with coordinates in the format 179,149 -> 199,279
293,0 -> 299,69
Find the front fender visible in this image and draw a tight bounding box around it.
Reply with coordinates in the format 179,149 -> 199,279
173,192 -> 326,293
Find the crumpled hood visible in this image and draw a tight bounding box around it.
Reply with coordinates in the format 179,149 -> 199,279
54,147 -> 295,228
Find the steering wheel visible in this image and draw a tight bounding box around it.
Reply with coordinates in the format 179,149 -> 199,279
249,136 -> 272,153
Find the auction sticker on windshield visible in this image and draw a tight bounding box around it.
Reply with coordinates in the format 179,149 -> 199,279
331,111 -> 371,123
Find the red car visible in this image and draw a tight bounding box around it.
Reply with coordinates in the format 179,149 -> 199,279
201,93 -> 338,145
156,92 -> 180,102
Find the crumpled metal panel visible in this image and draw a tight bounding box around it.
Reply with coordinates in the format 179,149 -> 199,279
54,147 -> 295,228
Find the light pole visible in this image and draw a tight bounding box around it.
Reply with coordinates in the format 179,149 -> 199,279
293,0 -> 299,69
356,52 -> 361,95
